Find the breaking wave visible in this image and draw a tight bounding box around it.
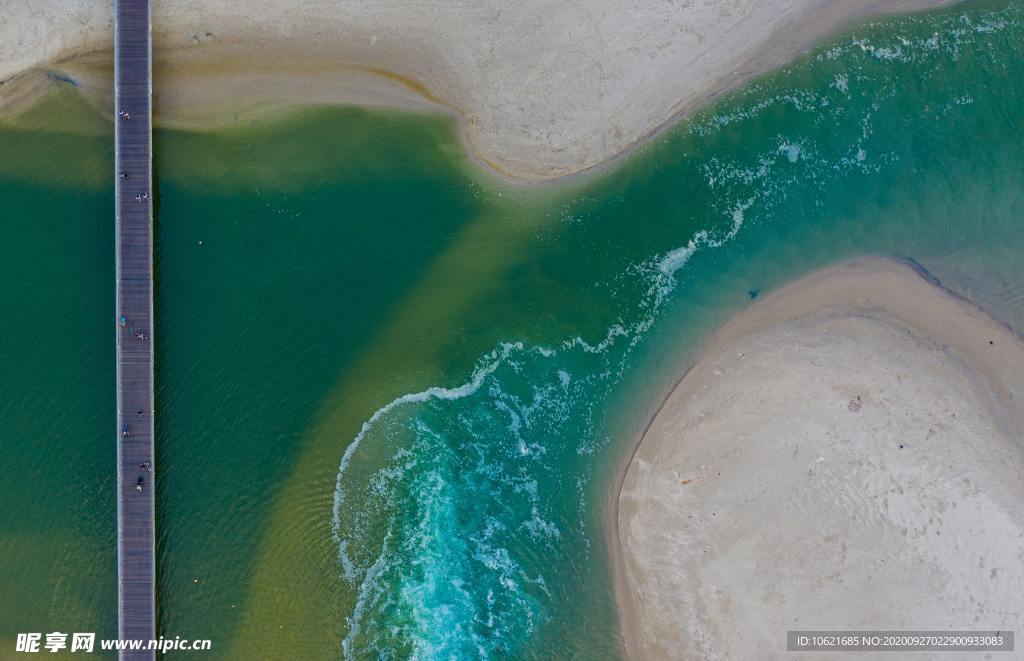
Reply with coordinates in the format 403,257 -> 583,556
330,4 -> 1020,657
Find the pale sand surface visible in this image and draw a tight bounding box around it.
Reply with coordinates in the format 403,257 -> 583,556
615,257 -> 1024,659
1,0 -> 957,182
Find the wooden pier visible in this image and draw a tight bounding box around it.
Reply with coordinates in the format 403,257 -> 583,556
115,0 -> 156,657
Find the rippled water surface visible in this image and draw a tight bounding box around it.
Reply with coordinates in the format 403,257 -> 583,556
0,1 -> 1021,657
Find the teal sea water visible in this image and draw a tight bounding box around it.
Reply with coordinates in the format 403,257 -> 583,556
1,1 -> 1022,657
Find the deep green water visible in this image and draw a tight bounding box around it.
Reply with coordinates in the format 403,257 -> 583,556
1,1 -> 1022,657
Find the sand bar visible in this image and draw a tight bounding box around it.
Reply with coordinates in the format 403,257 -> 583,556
615,257 -> 1024,659
2,0 -> 958,182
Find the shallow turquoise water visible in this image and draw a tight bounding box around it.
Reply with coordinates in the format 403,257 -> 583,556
334,4 -> 1024,657
0,1 -> 1021,658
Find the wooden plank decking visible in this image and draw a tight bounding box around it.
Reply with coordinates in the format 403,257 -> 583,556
114,0 -> 156,658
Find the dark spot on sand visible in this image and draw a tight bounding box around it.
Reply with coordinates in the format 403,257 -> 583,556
47,71 -> 78,88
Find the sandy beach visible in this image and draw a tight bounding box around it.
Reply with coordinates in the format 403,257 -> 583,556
615,257 -> 1024,659
1,0 -> 958,182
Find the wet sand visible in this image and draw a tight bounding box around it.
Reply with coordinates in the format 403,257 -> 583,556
614,257 -> 1024,659
2,0 -> 958,182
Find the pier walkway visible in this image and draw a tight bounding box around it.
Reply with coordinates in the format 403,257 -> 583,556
114,0 -> 155,658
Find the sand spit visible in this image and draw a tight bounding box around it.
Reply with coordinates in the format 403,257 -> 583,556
1,0 -> 958,182
615,257 -> 1024,659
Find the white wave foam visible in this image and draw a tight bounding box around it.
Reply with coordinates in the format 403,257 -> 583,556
333,341 -> 524,563
326,7 -> 1024,648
